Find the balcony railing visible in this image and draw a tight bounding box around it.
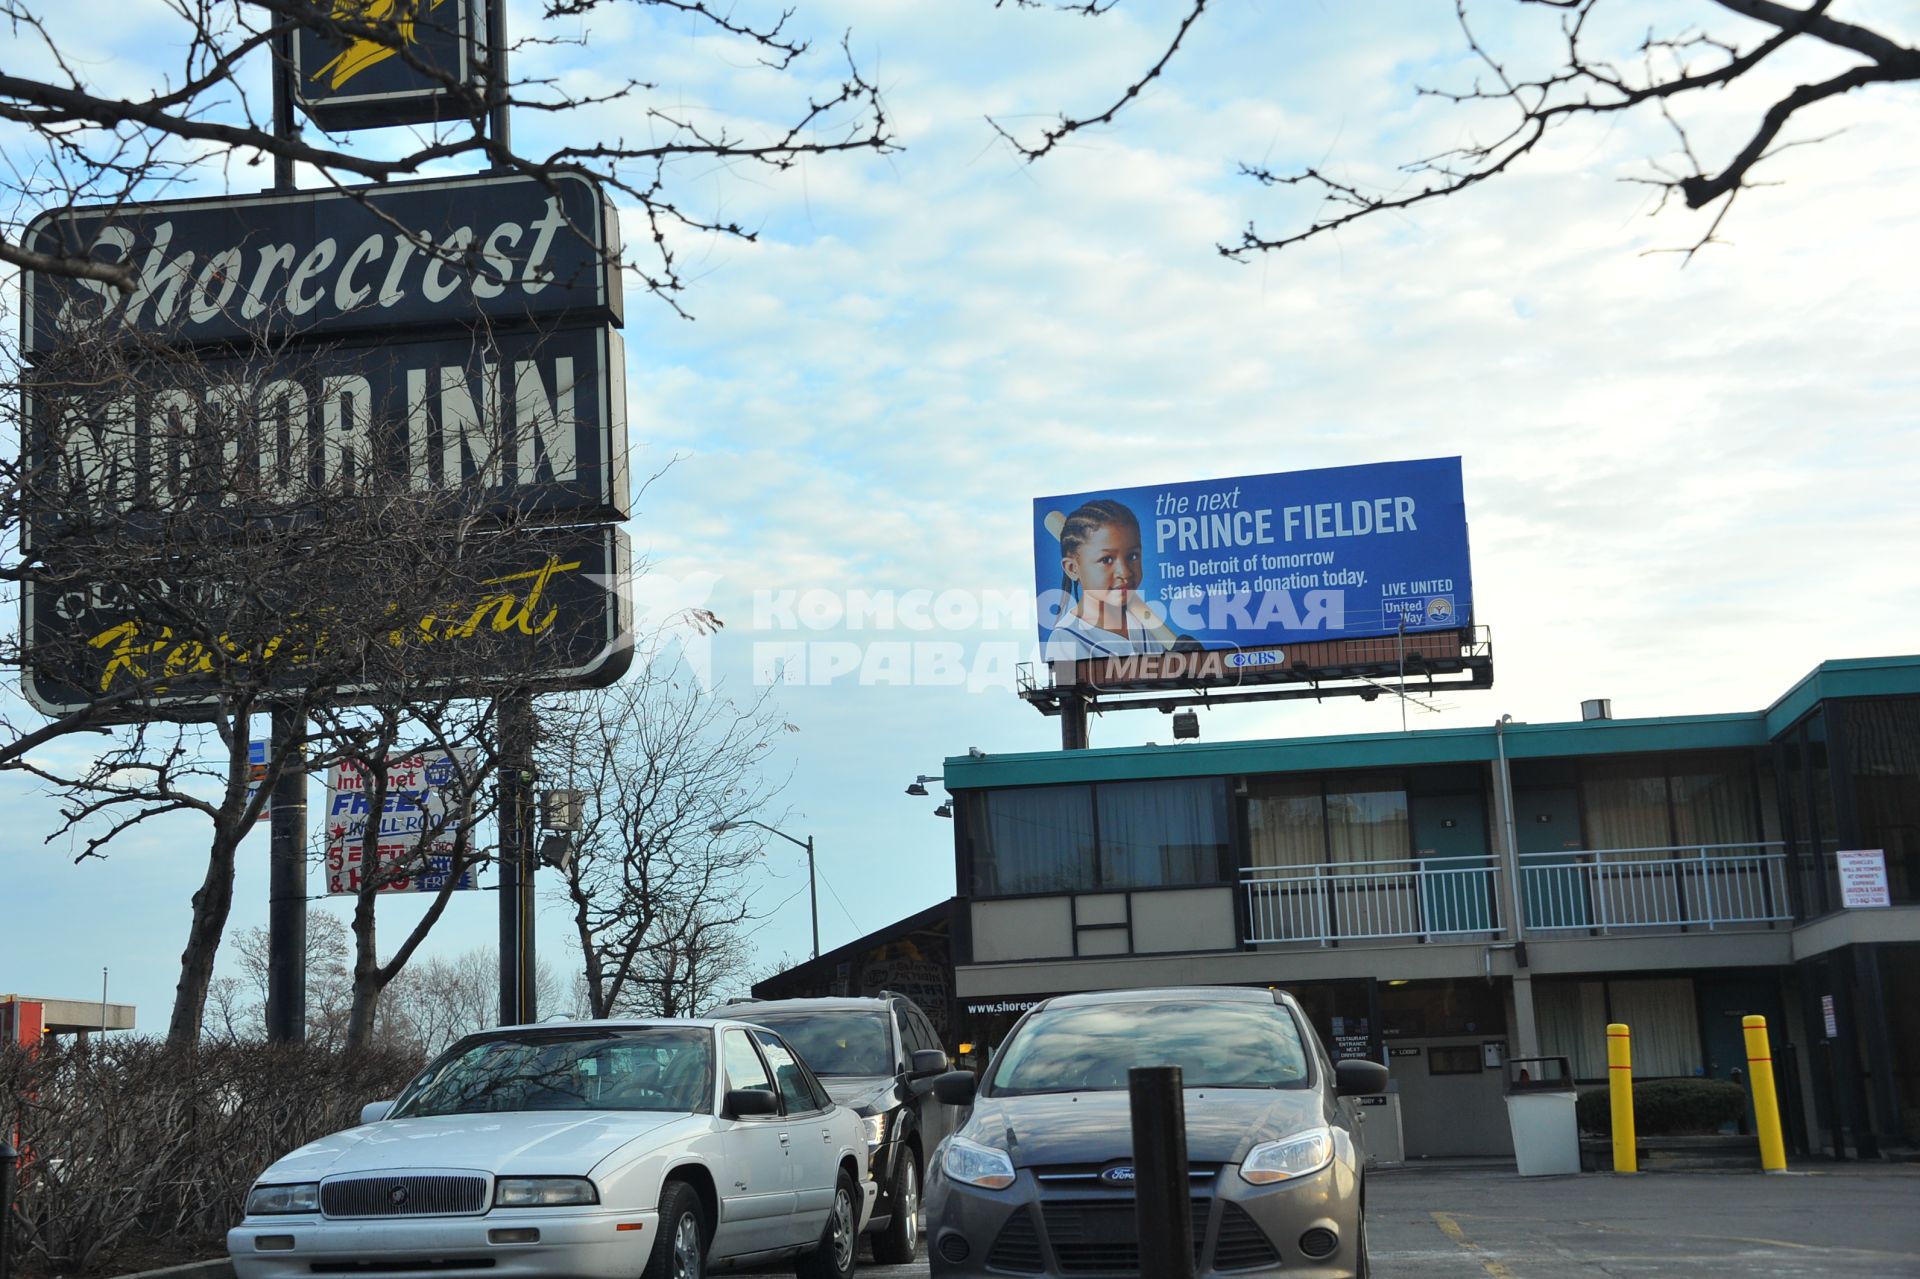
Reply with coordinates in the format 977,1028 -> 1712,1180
1241,856 -> 1501,946
1519,843 -> 1791,932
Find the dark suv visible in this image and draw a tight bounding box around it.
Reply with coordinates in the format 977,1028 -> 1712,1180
710,993 -> 956,1263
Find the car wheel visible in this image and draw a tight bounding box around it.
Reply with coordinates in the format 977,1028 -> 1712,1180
793,1168 -> 858,1279
642,1179 -> 707,1279
871,1147 -> 920,1264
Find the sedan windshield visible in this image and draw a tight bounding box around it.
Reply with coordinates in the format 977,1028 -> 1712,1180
988,1000 -> 1311,1095
742,1011 -> 893,1077
391,1028 -> 714,1117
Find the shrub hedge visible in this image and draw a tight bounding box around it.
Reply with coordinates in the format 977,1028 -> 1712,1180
2,1038 -> 422,1276
1575,1077 -> 1750,1136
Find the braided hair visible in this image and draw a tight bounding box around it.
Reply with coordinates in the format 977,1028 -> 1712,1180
1059,499 -> 1144,639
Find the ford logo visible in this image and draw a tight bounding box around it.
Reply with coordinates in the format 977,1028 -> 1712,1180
1099,1166 -> 1135,1185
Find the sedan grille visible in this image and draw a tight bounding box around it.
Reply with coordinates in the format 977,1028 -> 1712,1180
1037,1200 -> 1208,1273
321,1175 -> 488,1218
1213,1201 -> 1281,1270
985,1207 -> 1044,1274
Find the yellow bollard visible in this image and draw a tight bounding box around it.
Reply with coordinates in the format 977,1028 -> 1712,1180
1607,1022 -> 1636,1174
1742,1015 -> 1788,1173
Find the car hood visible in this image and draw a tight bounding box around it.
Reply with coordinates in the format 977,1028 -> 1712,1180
962,1089 -> 1325,1167
257,1111 -> 705,1182
819,1075 -> 898,1113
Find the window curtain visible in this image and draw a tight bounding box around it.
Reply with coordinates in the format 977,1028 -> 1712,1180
970,785 -> 1095,895
1670,753 -> 1761,848
1845,697 -> 1920,901
1607,979 -> 1702,1078
1097,779 -> 1230,888
1247,778 -> 1324,868
1324,774 -> 1409,864
1535,981 -> 1608,1080
1581,758 -> 1671,852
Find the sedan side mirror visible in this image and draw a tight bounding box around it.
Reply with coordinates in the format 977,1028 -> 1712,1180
725,1088 -> 780,1118
932,1070 -> 978,1107
360,1100 -> 395,1124
910,1049 -> 950,1079
1335,1059 -> 1390,1097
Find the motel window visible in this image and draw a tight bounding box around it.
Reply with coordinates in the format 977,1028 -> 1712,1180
1843,696 -> 1920,903
1535,978 -> 1702,1081
1246,771 -> 1412,867
1097,779 -> 1231,888
967,779 -> 1232,896
967,785 -> 1096,896
1580,753 -> 1762,854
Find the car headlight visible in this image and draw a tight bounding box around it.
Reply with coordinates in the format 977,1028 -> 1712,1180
246,1183 -> 320,1215
1239,1128 -> 1335,1185
942,1135 -> 1016,1191
862,1112 -> 890,1150
493,1177 -> 600,1207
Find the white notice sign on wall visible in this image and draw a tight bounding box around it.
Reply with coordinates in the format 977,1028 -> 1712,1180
1836,849 -> 1891,909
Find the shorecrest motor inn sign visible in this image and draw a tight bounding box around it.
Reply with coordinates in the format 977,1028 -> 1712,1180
18,170 -> 633,714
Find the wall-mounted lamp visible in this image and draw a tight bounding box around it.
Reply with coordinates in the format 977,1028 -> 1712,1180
934,802 -> 953,819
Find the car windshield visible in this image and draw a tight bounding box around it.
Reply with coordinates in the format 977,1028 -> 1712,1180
390,1028 -> 714,1117
987,999 -> 1311,1095
742,1010 -> 893,1077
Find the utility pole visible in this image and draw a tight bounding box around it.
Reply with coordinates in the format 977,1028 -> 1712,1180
497,691 -> 537,1024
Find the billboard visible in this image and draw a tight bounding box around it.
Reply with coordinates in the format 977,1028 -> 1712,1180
292,1 -> 487,132
324,748 -> 478,895
21,171 -> 621,356
21,524 -> 634,716
1033,457 -> 1471,660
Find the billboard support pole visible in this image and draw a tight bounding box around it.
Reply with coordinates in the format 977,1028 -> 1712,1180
265,705 -> 308,1043
1060,692 -> 1090,750
498,690 -> 537,1024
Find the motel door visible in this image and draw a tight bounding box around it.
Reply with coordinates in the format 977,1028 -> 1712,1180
1516,787 -> 1587,929
1410,793 -> 1494,934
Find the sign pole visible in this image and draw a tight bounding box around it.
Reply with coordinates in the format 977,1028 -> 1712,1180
486,0 -> 511,164
263,20 -> 305,1047
497,691 -> 537,1024
265,705 -> 308,1042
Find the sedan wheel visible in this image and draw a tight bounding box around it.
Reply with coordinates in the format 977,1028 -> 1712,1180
642,1180 -> 706,1279
672,1208 -> 703,1279
793,1170 -> 859,1279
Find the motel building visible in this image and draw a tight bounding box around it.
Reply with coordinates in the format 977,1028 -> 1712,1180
927,654 -> 1920,1160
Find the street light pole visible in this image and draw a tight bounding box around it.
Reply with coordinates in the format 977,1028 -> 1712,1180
713,819 -> 818,960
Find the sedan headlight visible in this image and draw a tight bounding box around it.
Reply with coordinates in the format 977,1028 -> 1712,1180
246,1183 -> 320,1215
942,1135 -> 1016,1191
1239,1128 -> 1335,1185
862,1112 -> 889,1150
493,1177 -> 600,1207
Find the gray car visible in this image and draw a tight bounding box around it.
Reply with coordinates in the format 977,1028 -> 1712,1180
922,986 -> 1388,1279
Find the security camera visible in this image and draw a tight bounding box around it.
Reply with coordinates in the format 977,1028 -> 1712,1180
967,747 -> 985,759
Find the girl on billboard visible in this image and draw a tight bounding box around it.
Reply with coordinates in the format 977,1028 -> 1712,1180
1044,498 -> 1174,659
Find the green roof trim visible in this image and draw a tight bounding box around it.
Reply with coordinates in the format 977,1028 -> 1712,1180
944,654 -> 1920,791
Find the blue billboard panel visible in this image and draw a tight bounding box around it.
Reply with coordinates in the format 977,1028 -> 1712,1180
1033,457 -> 1472,658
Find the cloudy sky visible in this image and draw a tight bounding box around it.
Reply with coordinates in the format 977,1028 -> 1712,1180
6,0 -> 1919,1031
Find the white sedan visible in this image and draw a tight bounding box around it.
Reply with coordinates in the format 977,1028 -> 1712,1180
227,1019 -> 870,1279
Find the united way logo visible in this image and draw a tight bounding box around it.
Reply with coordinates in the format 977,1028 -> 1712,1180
1424,596 -> 1455,624
1099,1165 -> 1135,1185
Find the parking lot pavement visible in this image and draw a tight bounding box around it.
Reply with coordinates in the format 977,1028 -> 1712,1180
1370,1163 -> 1920,1278
747,1164 -> 1920,1277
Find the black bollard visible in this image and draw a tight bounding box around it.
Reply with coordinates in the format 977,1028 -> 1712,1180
1129,1066 -> 1195,1279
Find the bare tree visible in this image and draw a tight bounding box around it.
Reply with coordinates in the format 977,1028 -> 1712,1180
539,648 -> 796,1020
998,1 -> 1919,259
381,948 -> 573,1054
2,321 -> 622,1044
1,0 -> 892,311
